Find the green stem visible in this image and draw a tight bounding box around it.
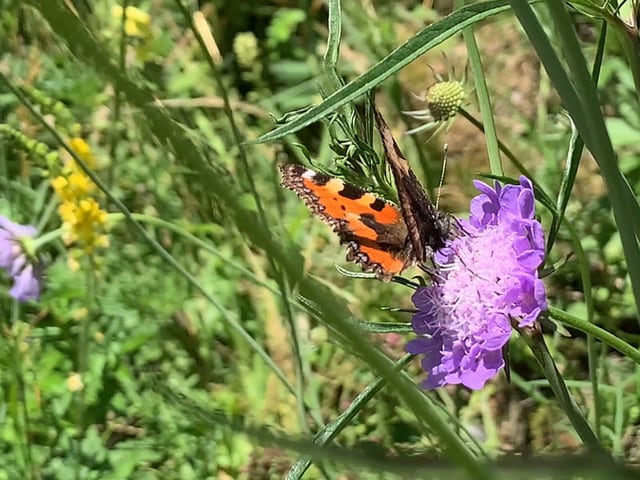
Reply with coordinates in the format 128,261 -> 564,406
564,218 -> 600,436
287,355 -> 413,479
548,306 -> 640,366
33,228 -> 63,249
11,304 -> 35,479
519,324 -> 609,459
458,108 -> 531,177
456,0 -> 503,176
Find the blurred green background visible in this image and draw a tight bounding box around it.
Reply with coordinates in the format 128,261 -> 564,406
0,0 -> 639,478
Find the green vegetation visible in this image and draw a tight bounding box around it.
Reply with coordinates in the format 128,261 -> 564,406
1,0 -> 639,478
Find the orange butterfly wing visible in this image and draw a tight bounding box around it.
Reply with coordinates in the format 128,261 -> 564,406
280,163 -> 413,280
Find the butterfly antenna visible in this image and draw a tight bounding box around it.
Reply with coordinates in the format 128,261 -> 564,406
435,143 -> 448,210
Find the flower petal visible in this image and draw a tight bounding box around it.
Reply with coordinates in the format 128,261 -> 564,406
9,264 -> 41,302
0,216 -> 42,302
0,215 -> 37,238
459,349 -> 504,390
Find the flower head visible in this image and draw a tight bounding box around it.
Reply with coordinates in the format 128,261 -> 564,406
0,216 -> 42,302
406,177 -> 547,390
58,198 -> 109,252
111,5 -> 151,38
423,80 -> 466,122
51,139 -> 109,260
404,80 -> 466,135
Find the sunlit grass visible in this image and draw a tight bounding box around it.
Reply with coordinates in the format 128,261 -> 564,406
0,0 -> 638,478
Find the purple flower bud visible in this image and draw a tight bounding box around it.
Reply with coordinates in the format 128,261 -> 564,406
407,177 -> 548,390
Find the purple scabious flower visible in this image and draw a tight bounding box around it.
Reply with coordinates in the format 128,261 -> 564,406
0,216 -> 42,302
406,177 -> 547,390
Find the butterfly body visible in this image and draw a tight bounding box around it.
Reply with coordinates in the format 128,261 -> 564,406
373,107 -> 450,263
279,108 -> 451,281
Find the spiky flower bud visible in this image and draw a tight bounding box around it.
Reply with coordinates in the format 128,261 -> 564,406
425,80 -> 465,122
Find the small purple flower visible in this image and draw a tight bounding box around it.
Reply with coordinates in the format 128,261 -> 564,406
407,177 -> 547,390
0,216 -> 42,302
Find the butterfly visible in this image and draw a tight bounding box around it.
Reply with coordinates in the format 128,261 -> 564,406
279,107 -> 451,281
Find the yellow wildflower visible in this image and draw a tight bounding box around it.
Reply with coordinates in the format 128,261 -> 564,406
68,137 -> 96,169
52,138 -> 109,257
58,198 -> 109,252
72,307 -> 89,320
112,5 -> 152,38
67,256 -> 81,272
51,172 -> 95,202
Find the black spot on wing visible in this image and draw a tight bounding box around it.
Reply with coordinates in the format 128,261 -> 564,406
313,172 -> 331,186
359,213 -> 408,246
370,198 -> 386,212
339,183 -> 364,200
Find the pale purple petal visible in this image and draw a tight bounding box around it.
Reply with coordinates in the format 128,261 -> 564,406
412,311 -> 436,335
469,181 -> 501,227
459,349 -> 505,390
503,274 -> 547,327
9,264 -> 41,301
518,176 -> 534,191
497,185 -> 519,216
411,287 -> 433,311
516,249 -> 545,271
406,336 -> 436,355
0,215 -> 43,302
479,315 -> 511,350
0,216 -> 37,238
517,188 -> 534,219
0,246 -> 15,269
8,254 -> 26,277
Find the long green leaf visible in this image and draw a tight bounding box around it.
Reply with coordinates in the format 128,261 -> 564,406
509,0 -> 640,327
323,0 -> 343,92
287,355 -> 413,480
535,3 -> 640,326
254,0 -> 514,144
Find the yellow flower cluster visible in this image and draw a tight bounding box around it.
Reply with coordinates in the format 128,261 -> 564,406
111,5 -> 154,61
111,5 -> 151,38
51,138 -> 109,265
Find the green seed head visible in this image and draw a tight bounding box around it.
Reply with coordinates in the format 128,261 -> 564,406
426,81 -> 465,121
233,32 -> 259,70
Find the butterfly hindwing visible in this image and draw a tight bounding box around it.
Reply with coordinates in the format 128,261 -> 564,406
279,163 -> 412,280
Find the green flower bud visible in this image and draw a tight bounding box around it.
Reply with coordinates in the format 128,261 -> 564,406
426,80 -> 465,121
233,32 -> 259,70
